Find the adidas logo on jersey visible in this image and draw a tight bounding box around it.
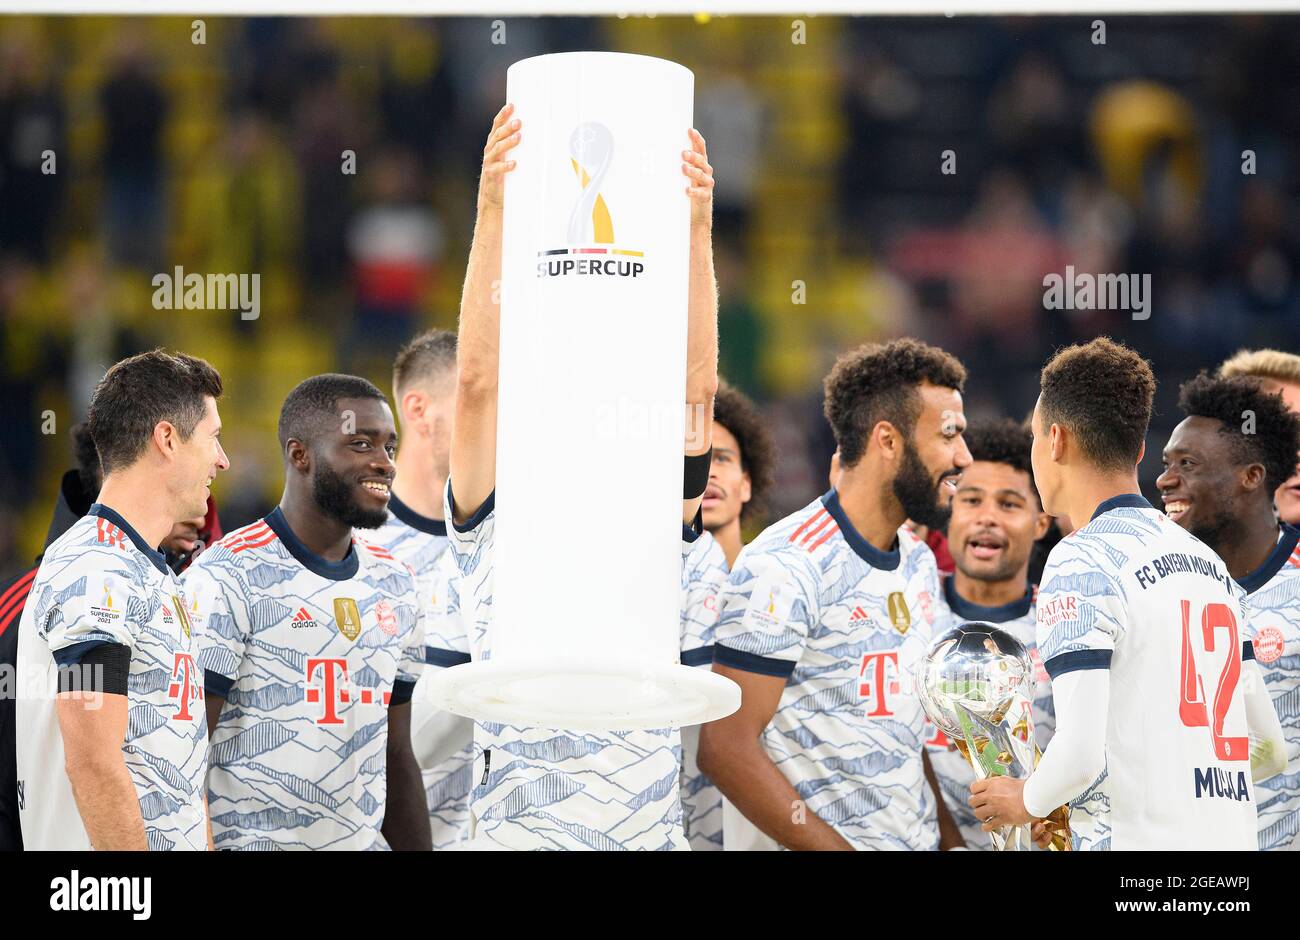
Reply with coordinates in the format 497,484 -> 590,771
291,607 -> 318,629
848,606 -> 872,624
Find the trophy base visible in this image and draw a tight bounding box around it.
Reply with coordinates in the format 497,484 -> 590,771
423,659 -> 741,732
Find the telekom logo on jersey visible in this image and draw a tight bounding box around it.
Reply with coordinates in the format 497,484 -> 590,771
858,651 -> 903,717
304,658 -> 392,725
167,653 -> 202,722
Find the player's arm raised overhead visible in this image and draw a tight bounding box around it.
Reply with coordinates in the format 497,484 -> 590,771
450,103 -> 519,524
682,128 -> 718,525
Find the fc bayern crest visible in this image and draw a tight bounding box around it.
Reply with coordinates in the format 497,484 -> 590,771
374,600 -> 398,637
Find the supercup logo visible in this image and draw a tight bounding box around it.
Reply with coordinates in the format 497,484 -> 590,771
536,121 -> 646,280
568,122 -> 614,244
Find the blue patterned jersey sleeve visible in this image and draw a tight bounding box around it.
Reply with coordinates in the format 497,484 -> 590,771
713,544 -> 817,677
1036,539 -> 1125,676
184,549 -> 250,691
36,542 -> 144,665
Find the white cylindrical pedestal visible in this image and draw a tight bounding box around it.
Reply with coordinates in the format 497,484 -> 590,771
428,52 -> 738,732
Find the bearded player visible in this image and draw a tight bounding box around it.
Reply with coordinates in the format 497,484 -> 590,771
185,374 -> 430,850
680,378 -> 776,850
699,338 -> 969,850
1157,372 -> 1297,848
369,329 -> 475,848
974,338 -> 1284,850
927,418 -> 1052,849
445,105 -> 724,849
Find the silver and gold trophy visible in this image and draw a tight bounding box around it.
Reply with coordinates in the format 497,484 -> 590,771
915,622 -> 1071,851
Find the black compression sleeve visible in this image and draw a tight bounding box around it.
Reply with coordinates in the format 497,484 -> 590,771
59,643 -> 131,696
684,448 -> 713,500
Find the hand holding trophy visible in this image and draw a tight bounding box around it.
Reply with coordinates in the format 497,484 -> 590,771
915,622 -> 1071,851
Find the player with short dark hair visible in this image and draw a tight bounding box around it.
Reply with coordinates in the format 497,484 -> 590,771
700,338 -> 970,850
16,349 -> 229,850
974,338 -> 1284,850
1035,337 -> 1154,473
371,329 -> 475,848
186,373 -> 431,850
1,415 -> 223,850
927,418 -> 1053,849
1158,372 -> 1300,849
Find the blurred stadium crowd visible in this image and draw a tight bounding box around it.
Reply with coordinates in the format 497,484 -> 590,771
0,13 -> 1297,576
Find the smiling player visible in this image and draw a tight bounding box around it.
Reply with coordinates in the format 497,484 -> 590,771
700,338 -> 970,851
1157,372 -> 1299,848
16,350 -> 228,850
185,374 -> 430,850
973,338 -> 1284,850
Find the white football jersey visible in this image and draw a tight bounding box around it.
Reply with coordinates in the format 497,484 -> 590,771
713,491 -> 944,851
184,509 -> 425,850
1036,494 -> 1257,851
1239,523 -> 1300,850
445,480 -> 715,851
370,495 -> 473,849
678,531 -> 730,851
16,505 -> 208,850
926,576 -> 1052,850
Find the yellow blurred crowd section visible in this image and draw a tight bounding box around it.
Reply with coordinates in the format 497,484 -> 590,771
2,15 -> 900,563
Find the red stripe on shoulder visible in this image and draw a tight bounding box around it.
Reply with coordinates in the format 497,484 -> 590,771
229,531 -> 278,554
356,538 -> 396,561
789,508 -> 829,544
799,514 -> 833,546
806,524 -> 839,553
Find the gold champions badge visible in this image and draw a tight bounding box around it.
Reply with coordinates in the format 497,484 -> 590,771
334,598 -> 362,642
171,594 -> 192,639
887,592 -> 911,634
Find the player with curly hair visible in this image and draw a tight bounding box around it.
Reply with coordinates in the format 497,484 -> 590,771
1158,372 -> 1300,849
974,338 -> 1286,850
700,338 -> 971,850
